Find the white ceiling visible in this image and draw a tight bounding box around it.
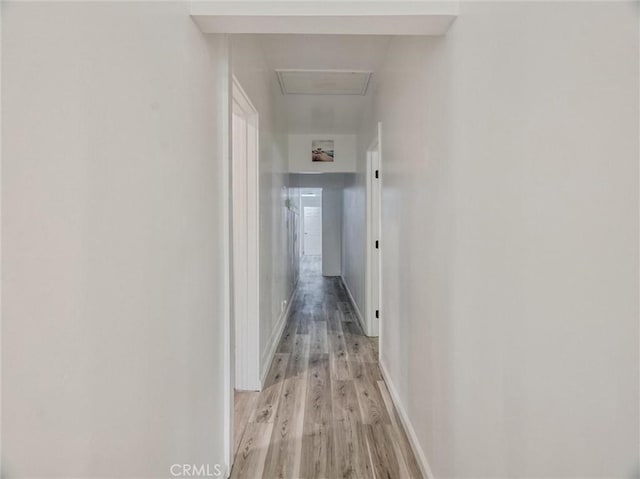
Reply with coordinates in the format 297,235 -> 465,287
257,34 -> 392,134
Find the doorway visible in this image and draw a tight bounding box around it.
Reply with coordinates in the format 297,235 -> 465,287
300,188 -> 322,257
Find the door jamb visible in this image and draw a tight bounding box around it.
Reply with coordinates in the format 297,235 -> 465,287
366,122 -> 382,339
302,203 -> 322,257
219,35 -> 233,475
231,75 -> 261,392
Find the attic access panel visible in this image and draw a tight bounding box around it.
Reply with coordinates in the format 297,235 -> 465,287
276,69 -> 372,95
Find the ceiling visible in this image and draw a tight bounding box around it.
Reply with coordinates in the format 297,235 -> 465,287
257,34 -> 392,134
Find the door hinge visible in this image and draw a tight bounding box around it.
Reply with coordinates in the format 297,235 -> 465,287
375,170 -> 379,179
375,310 -> 380,319
375,240 -> 379,249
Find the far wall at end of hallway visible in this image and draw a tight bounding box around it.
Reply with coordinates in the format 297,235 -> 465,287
290,173 -> 344,276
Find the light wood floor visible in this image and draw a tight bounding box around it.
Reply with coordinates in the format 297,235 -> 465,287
232,255 -> 422,479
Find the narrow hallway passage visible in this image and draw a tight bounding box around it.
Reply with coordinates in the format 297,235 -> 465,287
231,256 -> 422,479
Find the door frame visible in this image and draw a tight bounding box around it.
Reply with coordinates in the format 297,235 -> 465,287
302,204 -> 323,256
299,188 -> 323,257
366,122 -> 382,338
231,75 -> 261,394
216,36 -> 234,475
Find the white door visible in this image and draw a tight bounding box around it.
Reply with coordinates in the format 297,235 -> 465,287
303,206 -> 322,255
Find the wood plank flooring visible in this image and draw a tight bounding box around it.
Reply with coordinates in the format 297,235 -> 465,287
232,256 -> 422,479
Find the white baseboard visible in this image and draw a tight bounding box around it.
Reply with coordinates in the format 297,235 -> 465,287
259,285 -> 297,387
379,359 -> 435,479
340,275 -> 368,336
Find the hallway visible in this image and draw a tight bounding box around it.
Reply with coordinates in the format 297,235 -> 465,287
231,256 -> 422,479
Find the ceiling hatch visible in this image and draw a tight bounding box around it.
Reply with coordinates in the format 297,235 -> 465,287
276,69 -> 372,95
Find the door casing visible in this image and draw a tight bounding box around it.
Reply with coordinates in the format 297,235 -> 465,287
231,76 -> 261,391
366,122 -> 383,338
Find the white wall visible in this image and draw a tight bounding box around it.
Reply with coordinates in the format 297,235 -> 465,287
368,3 -> 639,478
289,133 -> 356,173
290,174 -> 344,276
230,35 -> 295,383
321,187 -> 343,276
300,191 -> 322,209
341,171 -> 366,323
341,126 -> 372,332
2,2 -> 227,477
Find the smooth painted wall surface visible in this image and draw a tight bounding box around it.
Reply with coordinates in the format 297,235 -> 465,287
321,187 -> 343,276
2,2 -> 227,477
300,192 -> 322,209
370,3 -> 639,478
289,134 -> 356,173
341,173 -> 366,325
290,174 -> 344,276
341,118 -> 374,331
230,35 -> 295,380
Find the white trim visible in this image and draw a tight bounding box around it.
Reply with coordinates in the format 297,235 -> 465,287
233,75 -> 259,116
190,2 -> 458,36
232,76 -> 261,391
259,286 -> 298,386
340,275 -> 367,337
379,359 -> 435,479
217,34 -> 234,478
0,5 -> 4,476
365,122 -> 382,338
375,122 -> 383,353
190,1 -> 458,17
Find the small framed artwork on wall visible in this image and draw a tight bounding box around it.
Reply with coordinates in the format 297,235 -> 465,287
311,140 -> 334,162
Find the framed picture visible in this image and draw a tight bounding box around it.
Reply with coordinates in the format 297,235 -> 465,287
311,140 -> 334,162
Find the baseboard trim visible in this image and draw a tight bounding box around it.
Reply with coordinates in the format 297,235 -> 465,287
339,275 -> 368,336
379,359 -> 435,479
259,285 -> 298,388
